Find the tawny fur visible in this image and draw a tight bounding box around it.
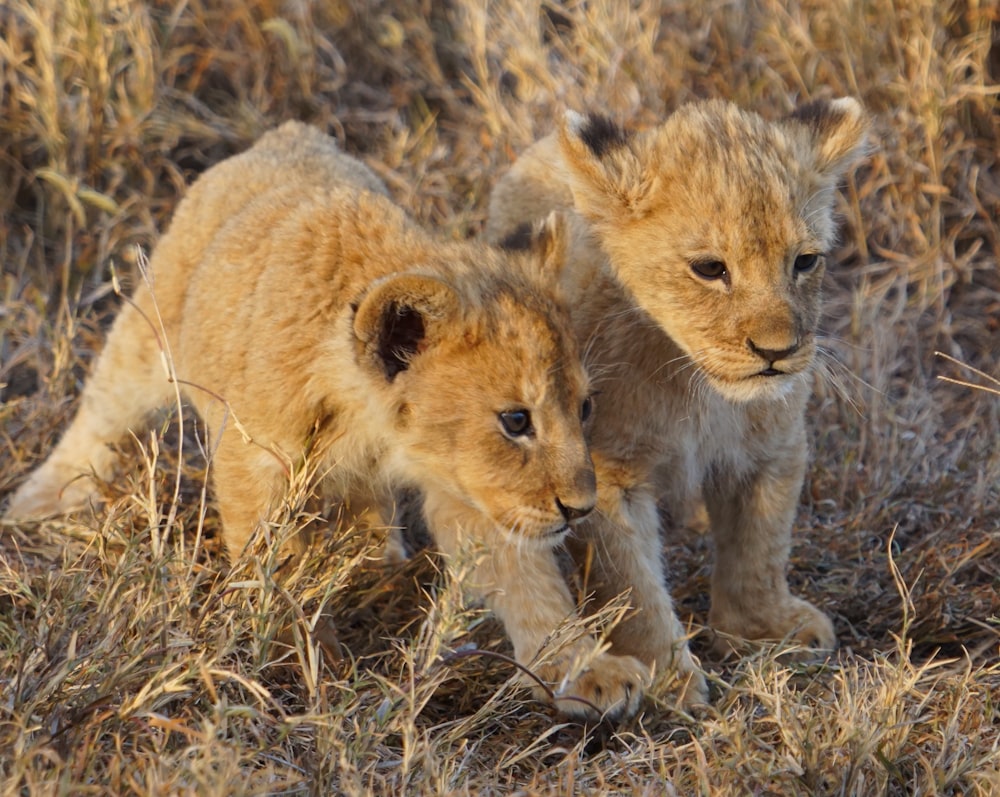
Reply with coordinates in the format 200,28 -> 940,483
487,98 -> 870,706
3,121 -> 649,721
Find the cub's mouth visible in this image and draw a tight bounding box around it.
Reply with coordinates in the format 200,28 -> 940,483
700,364 -> 808,403
751,355 -> 814,381
510,518 -> 573,544
700,347 -> 815,387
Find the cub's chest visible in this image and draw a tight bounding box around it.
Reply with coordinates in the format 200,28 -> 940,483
659,393 -> 760,498
314,428 -> 390,500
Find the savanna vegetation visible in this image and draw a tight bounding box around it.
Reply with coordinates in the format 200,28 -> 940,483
1,1 -> 998,793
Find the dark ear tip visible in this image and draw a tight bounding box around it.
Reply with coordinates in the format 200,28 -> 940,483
497,222 -> 535,252
789,96 -> 865,130
570,112 -> 631,158
496,214 -> 564,259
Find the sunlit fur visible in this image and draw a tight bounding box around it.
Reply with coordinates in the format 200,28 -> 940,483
488,97 -> 870,707
3,122 -> 648,721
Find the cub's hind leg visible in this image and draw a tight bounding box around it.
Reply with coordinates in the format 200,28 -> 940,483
4,290 -> 174,521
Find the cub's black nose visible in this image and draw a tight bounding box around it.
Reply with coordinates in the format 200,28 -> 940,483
747,338 -> 800,364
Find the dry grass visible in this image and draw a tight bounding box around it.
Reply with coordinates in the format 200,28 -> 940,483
1,0 -> 999,793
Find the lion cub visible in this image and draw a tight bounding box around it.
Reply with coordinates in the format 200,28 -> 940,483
488,98 -> 870,704
4,122 -> 649,720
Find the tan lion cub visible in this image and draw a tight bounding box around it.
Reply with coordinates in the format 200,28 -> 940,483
4,121 -> 648,720
488,98 -> 870,704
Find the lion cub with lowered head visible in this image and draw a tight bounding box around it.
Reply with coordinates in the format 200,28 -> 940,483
4,121 -> 649,720
488,98 -> 869,704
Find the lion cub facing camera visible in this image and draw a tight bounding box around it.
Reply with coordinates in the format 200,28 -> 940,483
3,122 -> 649,721
489,98 -> 870,704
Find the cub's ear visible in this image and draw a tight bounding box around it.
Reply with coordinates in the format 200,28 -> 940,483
558,111 -> 655,224
353,273 -> 460,381
788,97 -> 871,176
497,211 -> 570,283
534,210 -> 570,282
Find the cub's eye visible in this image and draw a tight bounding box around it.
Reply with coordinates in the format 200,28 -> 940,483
691,258 -> 728,281
580,396 -> 594,423
794,253 -> 820,273
499,409 -> 533,437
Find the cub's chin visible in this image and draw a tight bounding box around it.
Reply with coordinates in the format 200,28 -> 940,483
706,367 -> 812,404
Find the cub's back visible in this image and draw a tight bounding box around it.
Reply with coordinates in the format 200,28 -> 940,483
142,122 -> 390,333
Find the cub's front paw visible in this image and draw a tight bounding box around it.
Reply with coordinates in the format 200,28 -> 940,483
3,465 -> 97,522
270,611 -> 342,668
710,595 -> 836,655
783,597 -> 836,650
671,650 -> 709,711
532,650 -> 651,721
633,638 -> 709,711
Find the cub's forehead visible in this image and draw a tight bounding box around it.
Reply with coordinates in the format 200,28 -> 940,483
649,108 -> 823,250
661,108 -> 806,200
478,289 -> 589,397
488,290 -> 578,359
